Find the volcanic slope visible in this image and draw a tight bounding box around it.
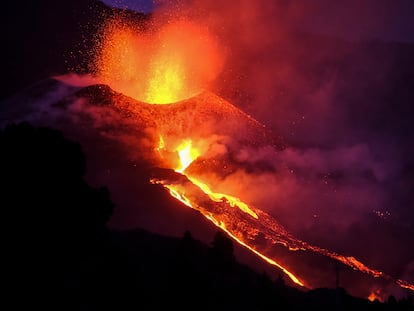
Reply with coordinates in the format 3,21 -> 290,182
1,78 -> 414,297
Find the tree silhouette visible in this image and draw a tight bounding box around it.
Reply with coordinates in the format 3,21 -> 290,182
1,121 -> 114,243
211,230 -> 234,258
1,122 -> 117,309
209,230 -> 235,269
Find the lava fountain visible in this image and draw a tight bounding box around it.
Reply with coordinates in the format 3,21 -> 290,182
94,17 -> 224,104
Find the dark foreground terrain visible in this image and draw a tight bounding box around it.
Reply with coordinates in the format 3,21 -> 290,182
1,122 -> 413,310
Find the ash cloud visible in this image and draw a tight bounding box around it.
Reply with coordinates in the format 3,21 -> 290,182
165,0 -> 414,298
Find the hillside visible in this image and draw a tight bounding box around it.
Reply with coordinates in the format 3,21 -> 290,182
1,121 -> 413,310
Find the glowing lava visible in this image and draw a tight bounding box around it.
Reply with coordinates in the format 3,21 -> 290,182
175,140 -> 200,173
92,12 -> 414,297
368,289 -> 383,302
154,136 -> 303,286
217,221 -> 304,286
152,135 -> 414,292
173,138 -> 258,220
95,18 -> 224,104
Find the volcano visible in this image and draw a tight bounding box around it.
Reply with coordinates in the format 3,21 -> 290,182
2,0 -> 414,304
2,75 -> 413,299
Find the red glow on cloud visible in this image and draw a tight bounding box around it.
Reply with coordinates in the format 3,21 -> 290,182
94,17 -> 224,104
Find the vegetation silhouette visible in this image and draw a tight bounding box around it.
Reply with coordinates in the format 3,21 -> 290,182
1,121 -> 412,310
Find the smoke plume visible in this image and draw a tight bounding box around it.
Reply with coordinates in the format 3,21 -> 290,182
149,0 -> 414,299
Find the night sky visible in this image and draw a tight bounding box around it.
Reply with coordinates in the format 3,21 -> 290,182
103,0 -> 414,42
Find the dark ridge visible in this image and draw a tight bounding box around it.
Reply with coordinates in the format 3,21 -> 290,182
65,84 -> 118,107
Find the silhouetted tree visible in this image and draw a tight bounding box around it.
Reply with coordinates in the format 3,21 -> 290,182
1,121 -> 117,309
211,230 -> 234,260
180,230 -> 196,254
207,230 -> 236,282
175,229 -> 198,283
1,122 -> 114,244
397,296 -> 414,310
387,295 -> 397,306
275,273 -> 286,287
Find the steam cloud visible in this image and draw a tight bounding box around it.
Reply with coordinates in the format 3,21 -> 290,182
153,0 -> 414,299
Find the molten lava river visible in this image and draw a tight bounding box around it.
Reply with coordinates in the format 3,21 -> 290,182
89,15 -> 414,298
150,135 -> 414,291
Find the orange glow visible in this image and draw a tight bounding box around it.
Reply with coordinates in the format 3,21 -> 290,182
218,222 -> 304,286
152,136 -> 414,292
146,60 -> 185,104
152,137 -> 301,285
172,139 -> 258,219
203,213 -> 304,285
175,140 -> 200,173
166,185 -> 193,208
156,135 -> 165,152
151,177 -> 304,287
188,177 -> 258,219
396,279 -> 414,291
368,289 -> 383,302
95,18 -> 224,104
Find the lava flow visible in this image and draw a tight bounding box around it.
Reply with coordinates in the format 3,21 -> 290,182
151,137 -> 414,290
151,136 -> 414,292
92,14 -> 414,296
153,136 -> 303,286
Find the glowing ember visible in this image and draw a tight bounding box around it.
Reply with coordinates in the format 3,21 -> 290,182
156,135 -> 165,152
95,18 -> 223,104
175,139 -> 200,173
368,289 -> 383,302
146,61 -> 185,104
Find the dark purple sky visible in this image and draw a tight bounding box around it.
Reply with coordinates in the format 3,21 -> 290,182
102,0 -> 414,42
102,0 -> 154,13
